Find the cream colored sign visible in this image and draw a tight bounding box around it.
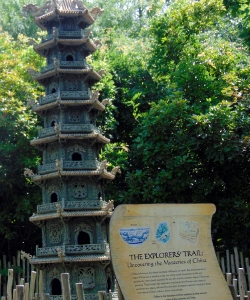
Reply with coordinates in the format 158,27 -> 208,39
110,204 -> 232,300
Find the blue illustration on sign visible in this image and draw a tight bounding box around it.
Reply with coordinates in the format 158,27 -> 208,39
119,227 -> 150,246
156,222 -> 170,243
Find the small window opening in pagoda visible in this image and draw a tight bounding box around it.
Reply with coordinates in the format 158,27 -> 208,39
51,192 -> 58,203
72,152 -> 82,161
107,277 -> 112,292
98,192 -> 102,199
51,88 -> 57,93
51,278 -> 62,295
51,121 -> 56,127
78,231 -> 90,245
66,54 -> 74,61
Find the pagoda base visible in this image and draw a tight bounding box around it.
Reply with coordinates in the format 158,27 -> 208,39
38,261 -> 114,296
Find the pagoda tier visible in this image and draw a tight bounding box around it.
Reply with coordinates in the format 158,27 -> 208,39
28,170 -> 114,181
23,0 -> 96,31
30,212 -> 112,265
34,10 -> 94,30
29,99 -> 105,114
30,206 -> 113,219
24,0 -> 116,298
33,33 -> 97,57
30,132 -> 109,146
35,68 -> 100,83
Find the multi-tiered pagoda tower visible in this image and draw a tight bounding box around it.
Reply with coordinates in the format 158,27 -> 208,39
23,0 -> 117,298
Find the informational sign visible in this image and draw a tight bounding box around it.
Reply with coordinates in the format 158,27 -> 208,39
110,204 -> 232,300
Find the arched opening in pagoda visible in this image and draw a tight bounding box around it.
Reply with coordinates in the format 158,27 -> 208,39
51,192 -> 58,203
51,120 -> 56,127
78,231 -> 90,245
72,152 -> 82,161
51,87 -> 57,93
51,278 -> 62,295
107,276 -> 112,292
66,54 -> 74,61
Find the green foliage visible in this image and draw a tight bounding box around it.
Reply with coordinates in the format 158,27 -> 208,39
110,0 -> 250,249
149,0 -> 226,82
0,31 -> 43,255
172,32 -> 250,109
93,33 -> 166,143
0,0 -> 44,38
222,0 -> 250,46
86,0 -> 165,37
124,95 -> 250,247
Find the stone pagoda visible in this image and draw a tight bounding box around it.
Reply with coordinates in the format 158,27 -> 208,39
23,0 -> 118,298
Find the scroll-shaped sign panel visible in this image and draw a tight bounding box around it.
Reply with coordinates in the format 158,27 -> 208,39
110,204 -> 232,300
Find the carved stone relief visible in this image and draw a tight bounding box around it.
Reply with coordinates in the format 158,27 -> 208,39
77,267 -> 95,289
75,222 -> 92,233
49,224 -> 62,244
67,143 -> 86,155
69,110 -> 81,123
67,79 -> 79,91
71,182 -> 87,198
63,21 -> 75,31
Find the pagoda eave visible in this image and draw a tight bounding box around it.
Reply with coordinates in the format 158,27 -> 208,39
35,9 -> 94,30
30,170 -> 115,182
30,254 -> 110,265
30,209 -> 112,222
32,99 -> 105,113
35,68 -> 101,83
34,37 -> 97,57
31,133 -> 110,146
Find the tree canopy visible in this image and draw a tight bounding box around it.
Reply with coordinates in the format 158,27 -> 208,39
96,0 -> 250,249
0,31 -> 43,255
0,0 -> 43,38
